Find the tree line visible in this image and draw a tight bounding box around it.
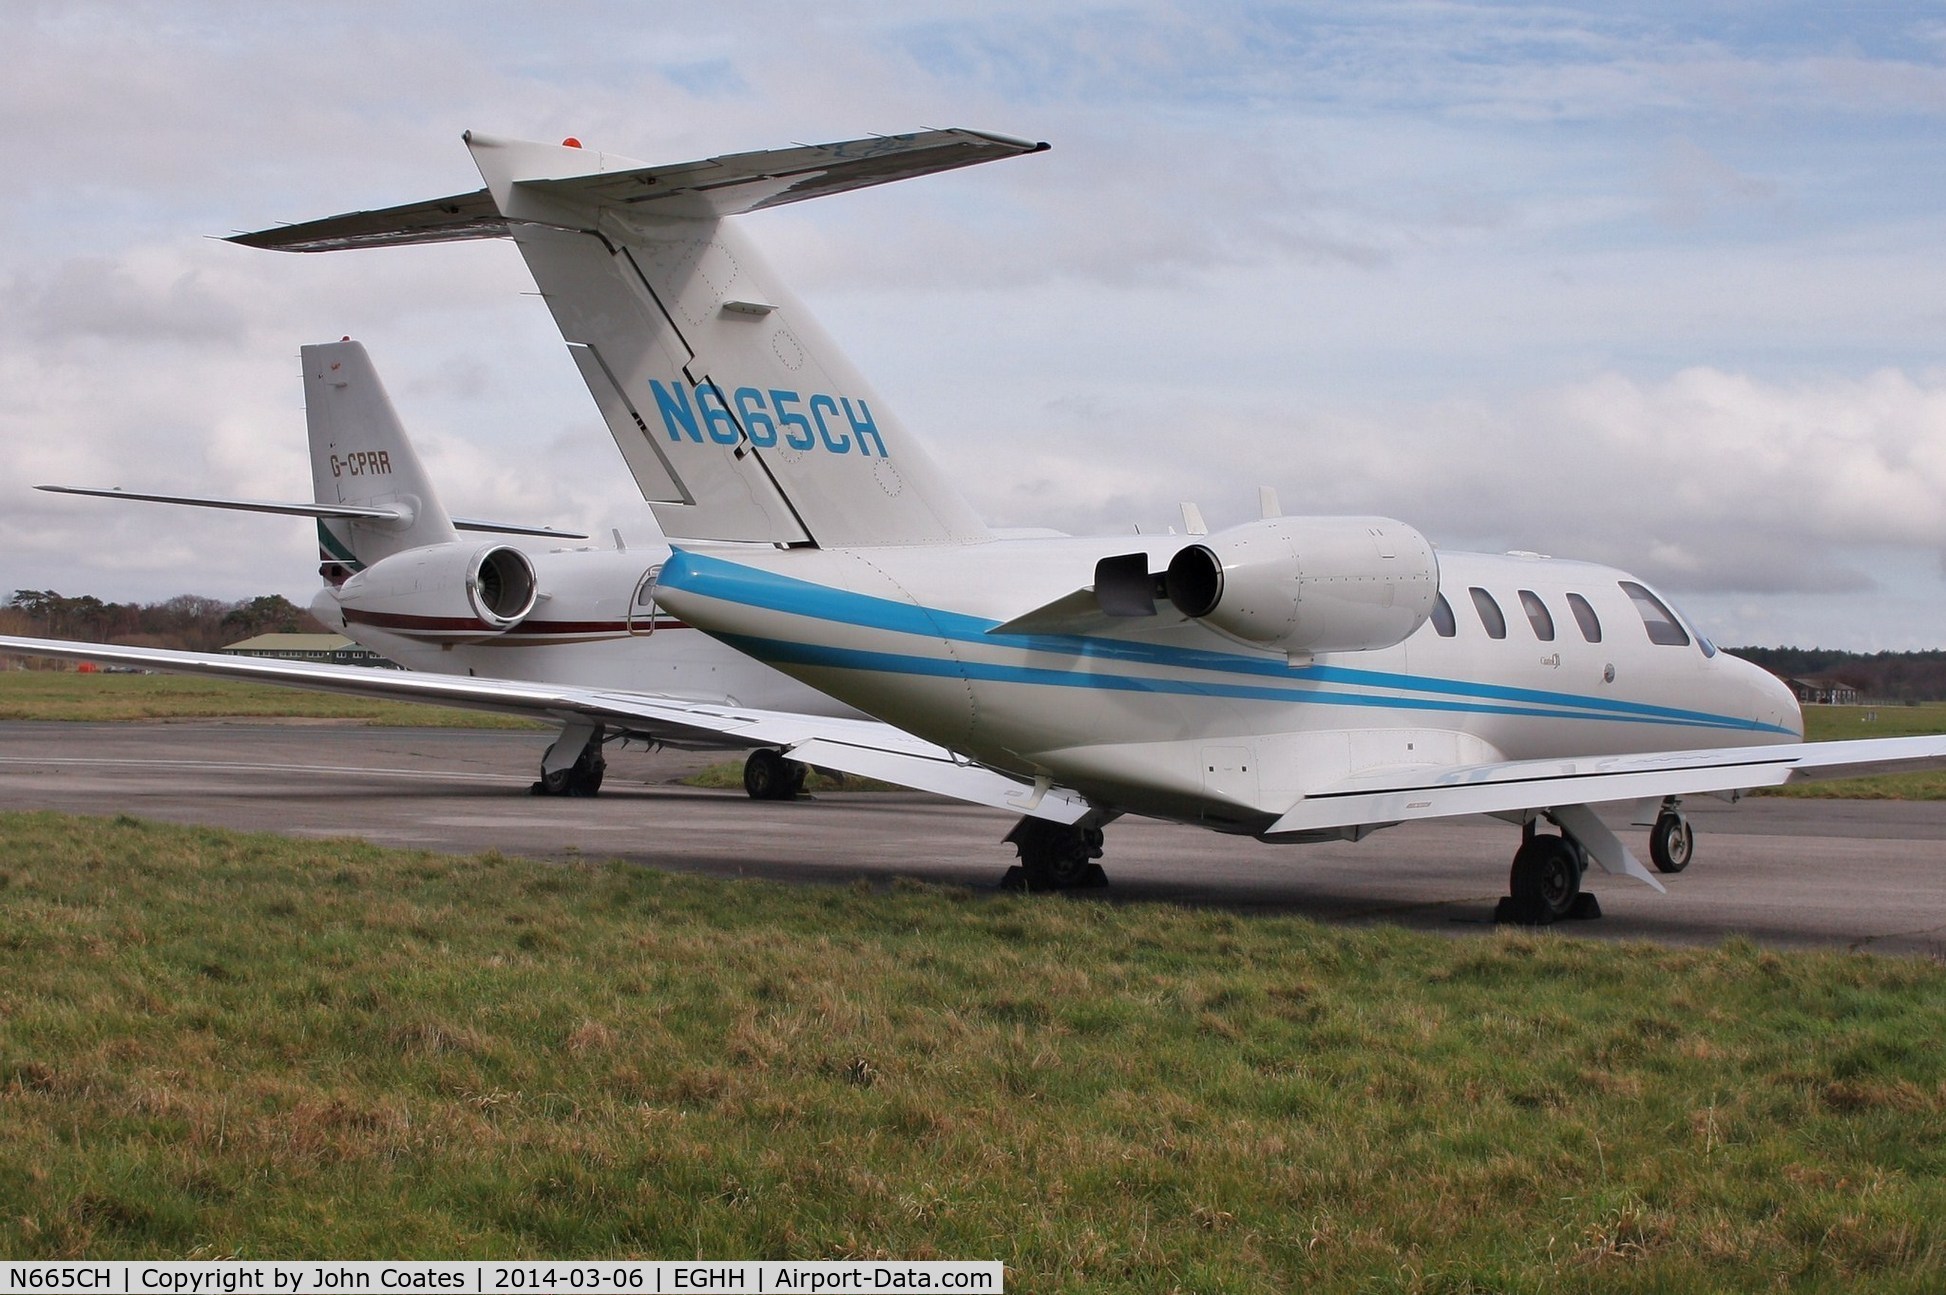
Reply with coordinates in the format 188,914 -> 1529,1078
6,587 -> 1943,700
3,590 -> 326,655
1727,646 -> 1946,704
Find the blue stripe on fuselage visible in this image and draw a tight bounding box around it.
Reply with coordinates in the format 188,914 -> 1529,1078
659,549 -> 1795,736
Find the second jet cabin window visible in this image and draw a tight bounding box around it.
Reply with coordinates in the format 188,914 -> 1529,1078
1469,587 -> 1507,639
1620,581 -> 1690,647
1518,590 -> 1554,641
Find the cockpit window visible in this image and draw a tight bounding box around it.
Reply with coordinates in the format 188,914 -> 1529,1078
1518,590 -> 1554,642
1430,592 -> 1456,637
1565,592 -> 1602,643
1619,581 -> 1690,647
1469,587 -> 1507,640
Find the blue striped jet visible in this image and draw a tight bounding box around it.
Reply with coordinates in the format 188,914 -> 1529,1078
182,130 -> 1946,918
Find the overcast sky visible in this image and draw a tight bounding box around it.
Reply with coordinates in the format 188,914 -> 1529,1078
5,1 -> 1945,649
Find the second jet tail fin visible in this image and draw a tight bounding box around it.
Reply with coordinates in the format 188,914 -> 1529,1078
303,338 -> 460,577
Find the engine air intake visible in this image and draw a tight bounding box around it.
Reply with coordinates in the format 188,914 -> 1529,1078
1163,516 -> 1439,655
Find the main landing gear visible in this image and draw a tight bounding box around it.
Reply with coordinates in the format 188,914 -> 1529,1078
531,721 -> 607,797
742,747 -> 808,801
1497,825 -> 1602,924
1000,816 -> 1109,891
1495,799 -> 1694,925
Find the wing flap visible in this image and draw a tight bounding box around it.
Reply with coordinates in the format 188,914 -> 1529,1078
1266,735 -> 1946,838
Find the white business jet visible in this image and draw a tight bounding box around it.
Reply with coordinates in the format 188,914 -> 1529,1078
9,339 -> 874,801
37,129 -> 1946,921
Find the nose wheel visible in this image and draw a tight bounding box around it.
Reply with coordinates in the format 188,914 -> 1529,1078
1649,808 -> 1694,873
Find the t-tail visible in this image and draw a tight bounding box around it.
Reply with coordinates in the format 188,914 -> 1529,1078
35,339 -> 585,588
232,129 -> 1050,548
304,339 -> 459,581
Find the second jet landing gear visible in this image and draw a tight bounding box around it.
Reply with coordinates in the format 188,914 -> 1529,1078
1001,816 -> 1108,891
531,720 -> 607,797
742,748 -> 808,801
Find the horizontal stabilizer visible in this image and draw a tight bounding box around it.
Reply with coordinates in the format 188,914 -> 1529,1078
35,484 -> 587,540
228,189 -> 506,253
232,128 -> 1048,251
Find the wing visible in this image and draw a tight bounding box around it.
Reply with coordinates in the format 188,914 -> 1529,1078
1267,735 -> 1946,838
0,635 -> 1091,825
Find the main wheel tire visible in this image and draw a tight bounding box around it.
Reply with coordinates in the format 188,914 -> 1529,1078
743,748 -> 797,801
567,751 -> 606,798
1509,834 -> 1584,925
1006,819 -> 1107,890
1649,811 -> 1693,873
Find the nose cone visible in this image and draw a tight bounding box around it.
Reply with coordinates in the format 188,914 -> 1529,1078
1728,652 -> 1803,739
309,586 -> 347,632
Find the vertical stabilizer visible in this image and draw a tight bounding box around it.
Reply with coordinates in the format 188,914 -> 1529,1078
462,131 -> 1036,548
304,340 -> 459,575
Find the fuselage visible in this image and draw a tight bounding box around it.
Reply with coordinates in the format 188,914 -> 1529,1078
308,543 -> 863,722
652,535 -> 1803,830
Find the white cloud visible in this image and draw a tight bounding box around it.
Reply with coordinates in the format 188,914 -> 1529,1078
4,1 -> 1946,651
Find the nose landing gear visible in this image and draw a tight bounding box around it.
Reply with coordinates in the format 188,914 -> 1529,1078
1649,801 -> 1694,873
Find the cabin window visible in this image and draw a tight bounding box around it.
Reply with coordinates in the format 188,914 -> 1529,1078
1620,581 -> 1690,647
1430,592 -> 1456,637
1469,587 -> 1507,640
1518,590 -> 1554,641
1566,592 -> 1602,643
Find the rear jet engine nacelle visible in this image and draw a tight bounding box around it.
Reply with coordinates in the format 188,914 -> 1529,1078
334,542 -> 540,641
1163,516 -> 1439,654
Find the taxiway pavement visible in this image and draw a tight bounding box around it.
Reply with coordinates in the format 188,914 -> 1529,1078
2,721 -> 1943,956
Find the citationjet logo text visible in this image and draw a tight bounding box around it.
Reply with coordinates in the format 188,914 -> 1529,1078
649,382 -> 887,457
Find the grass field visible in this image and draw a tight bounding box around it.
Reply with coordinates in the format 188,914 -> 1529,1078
0,670 -> 542,728
1753,704 -> 1946,800
2,812 -> 1944,1286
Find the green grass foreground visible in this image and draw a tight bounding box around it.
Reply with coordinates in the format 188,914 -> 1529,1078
0,671 -> 541,728
3,814 -> 1944,1288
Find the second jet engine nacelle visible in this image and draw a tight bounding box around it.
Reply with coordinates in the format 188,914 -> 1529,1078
332,541 -> 540,641
1163,516 -> 1439,655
